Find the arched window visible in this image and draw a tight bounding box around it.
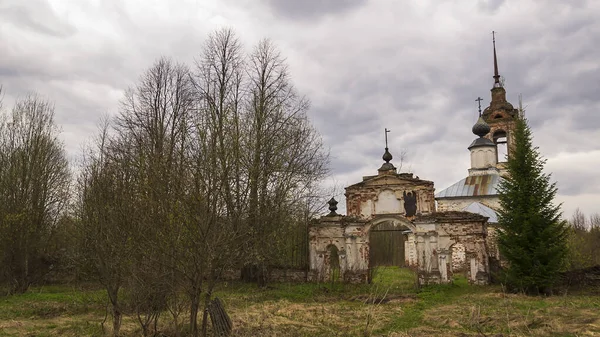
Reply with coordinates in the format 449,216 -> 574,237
493,130 -> 508,162
325,245 -> 340,282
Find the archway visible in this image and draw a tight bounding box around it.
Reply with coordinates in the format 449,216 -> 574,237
369,221 -> 408,267
324,244 -> 341,283
368,216 -> 415,268
367,216 -> 416,284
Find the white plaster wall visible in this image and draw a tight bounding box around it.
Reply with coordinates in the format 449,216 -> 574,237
407,234 -> 417,265
309,226 -> 346,275
344,225 -> 370,271
360,200 -> 373,218
374,189 -> 402,214
439,254 -> 448,281
470,147 -> 497,169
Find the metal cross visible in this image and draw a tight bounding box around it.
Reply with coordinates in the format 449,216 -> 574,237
384,128 -> 390,148
475,97 -> 483,116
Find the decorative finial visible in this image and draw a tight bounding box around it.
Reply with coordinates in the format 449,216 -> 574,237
327,197 -> 338,216
475,97 -> 483,116
382,128 -> 392,163
385,128 -> 390,148
492,31 -> 501,87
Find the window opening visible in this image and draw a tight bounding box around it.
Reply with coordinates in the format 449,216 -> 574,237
493,130 -> 508,162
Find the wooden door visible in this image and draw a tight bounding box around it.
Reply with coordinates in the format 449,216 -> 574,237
369,222 -> 406,267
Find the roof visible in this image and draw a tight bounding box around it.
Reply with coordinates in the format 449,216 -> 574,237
435,174 -> 501,198
415,211 -> 488,223
462,202 -> 498,223
468,137 -> 495,150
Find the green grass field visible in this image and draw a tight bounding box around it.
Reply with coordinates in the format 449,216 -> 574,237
1,268 -> 599,336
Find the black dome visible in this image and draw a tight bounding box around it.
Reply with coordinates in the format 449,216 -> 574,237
472,117 -> 491,137
382,148 -> 392,162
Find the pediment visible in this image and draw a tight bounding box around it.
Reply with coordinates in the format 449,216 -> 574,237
346,173 -> 433,190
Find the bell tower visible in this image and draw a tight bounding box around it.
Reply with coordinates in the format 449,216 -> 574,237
480,32 -> 519,168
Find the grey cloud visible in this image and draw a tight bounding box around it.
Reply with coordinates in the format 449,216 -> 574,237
2,0 -> 600,218
265,0 -> 367,20
0,0 -> 76,37
558,181 -> 591,197
553,168 -> 600,197
477,0 -> 506,13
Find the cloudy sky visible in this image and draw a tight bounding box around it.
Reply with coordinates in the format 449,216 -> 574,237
1,0 -> 599,219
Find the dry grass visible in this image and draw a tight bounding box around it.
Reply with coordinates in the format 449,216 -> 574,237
1,269 -> 599,336
229,298 -> 406,336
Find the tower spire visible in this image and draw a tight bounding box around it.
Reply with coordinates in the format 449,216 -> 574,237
382,128 -> 392,163
492,31 -> 501,87
378,128 -> 396,173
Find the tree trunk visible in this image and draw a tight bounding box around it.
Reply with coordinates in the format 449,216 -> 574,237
240,264 -> 257,282
107,286 -> 122,337
112,304 -> 122,337
257,264 -> 268,288
189,288 -> 200,337
201,290 -> 212,337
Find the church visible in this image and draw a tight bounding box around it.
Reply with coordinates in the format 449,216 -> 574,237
308,36 -> 519,285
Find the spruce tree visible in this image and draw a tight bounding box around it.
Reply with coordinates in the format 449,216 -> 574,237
496,117 -> 569,295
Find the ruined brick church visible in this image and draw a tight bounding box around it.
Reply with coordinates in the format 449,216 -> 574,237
308,37 -> 520,285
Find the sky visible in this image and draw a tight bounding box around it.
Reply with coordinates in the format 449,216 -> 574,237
1,0 -> 599,220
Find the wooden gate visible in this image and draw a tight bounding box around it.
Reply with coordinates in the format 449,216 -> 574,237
369,221 -> 408,267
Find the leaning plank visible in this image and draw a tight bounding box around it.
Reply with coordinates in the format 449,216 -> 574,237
207,297 -> 232,336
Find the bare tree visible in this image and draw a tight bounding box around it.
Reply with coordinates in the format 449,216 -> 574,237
571,207 -> 587,231
118,56 -> 194,337
590,213 -> 600,229
588,213 -> 600,266
192,27 -> 246,224
566,209 -> 600,270
0,94 -> 70,294
78,120 -> 137,336
186,27 -> 247,337
242,38 -> 329,284
79,57 -> 195,336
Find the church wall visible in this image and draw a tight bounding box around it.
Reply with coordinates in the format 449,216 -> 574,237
436,221 -> 490,284
486,225 -> 500,261
309,215 -> 490,285
308,218 -> 370,283
436,196 -> 500,213
451,243 -> 466,271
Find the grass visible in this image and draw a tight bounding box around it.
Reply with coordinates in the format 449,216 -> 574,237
0,269 -> 599,336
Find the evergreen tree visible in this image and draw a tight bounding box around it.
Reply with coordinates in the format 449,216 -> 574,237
497,117 -> 568,295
